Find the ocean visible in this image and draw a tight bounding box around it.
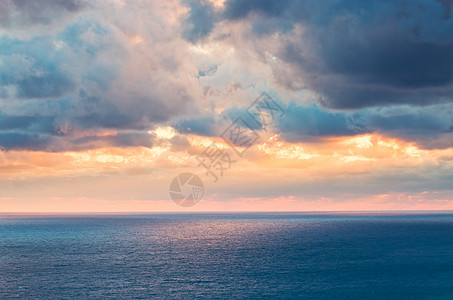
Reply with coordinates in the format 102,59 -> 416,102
1,213 -> 453,299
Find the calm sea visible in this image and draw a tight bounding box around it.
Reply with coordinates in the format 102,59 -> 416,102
1,213 -> 453,299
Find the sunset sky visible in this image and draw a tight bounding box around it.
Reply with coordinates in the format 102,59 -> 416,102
2,0 -> 453,212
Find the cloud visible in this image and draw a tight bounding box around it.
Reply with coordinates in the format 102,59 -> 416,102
171,96 -> 453,148
2,0 -> 453,210
0,130 -> 155,152
183,0 -> 453,109
0,37 -> 76,99
182,0 -> 218,42
0,132 -> 52,151
0,0 -> 88,29
3,0 -> 453,153
69,132 -> 154,150
0,1 -> 202,151
276,102 -> 365,141
175,117 -> 218,136
0,112 -> 55,132
275,101 -> 453,148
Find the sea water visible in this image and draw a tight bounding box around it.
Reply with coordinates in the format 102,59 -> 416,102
1,213 -> 453,299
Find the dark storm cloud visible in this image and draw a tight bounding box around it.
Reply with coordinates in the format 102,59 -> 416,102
0,113 -> 55,132
0,112 -> 59,151
185,0 -> 453,109
0,132 -> 52,151
276,103 -> 366,142
283,17 -> 453,108
275,101 -> 453,148
175,97 -> 453,148
0,132 -> 154,152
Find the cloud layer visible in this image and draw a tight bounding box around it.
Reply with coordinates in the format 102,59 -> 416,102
0,0 -> 202,151
2,0 -> 453,210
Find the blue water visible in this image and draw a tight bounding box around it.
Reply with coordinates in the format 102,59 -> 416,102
1,213 -> 453,299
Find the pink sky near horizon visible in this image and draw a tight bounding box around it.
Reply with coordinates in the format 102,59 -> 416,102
1,132 -> 453,212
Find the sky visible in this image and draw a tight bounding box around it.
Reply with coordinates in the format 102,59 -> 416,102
1,0 -> 453,212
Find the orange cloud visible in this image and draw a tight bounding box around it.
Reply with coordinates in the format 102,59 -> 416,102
1,132 -> 453,212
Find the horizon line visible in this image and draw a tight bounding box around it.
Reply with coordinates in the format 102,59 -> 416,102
2,210 -> 453,215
